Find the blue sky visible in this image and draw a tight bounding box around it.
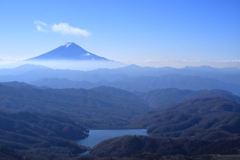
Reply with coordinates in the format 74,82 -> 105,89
0,0 -> 240,68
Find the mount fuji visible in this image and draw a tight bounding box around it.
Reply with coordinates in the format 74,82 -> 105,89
19,42 -> 126,70
26,42 -> 110,61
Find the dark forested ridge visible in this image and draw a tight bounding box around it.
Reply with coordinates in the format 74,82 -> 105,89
92,86 -> 146,103
0,111 -> 88,140
135,88 -> 240,108
131,97 -> 240,139
89,135 -> 240,158
0,111 -> 89,159
0,83 -> 148,128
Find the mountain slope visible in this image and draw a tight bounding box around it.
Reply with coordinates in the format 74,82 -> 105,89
90,135 -> 240,158
0,111 -> 88,140
30,78 -> 92,89
91,86 -> 146,103
0,111 -> 89,157
131,97 -> 240,139
0,83 -> 148,128
135,88 -> 240,108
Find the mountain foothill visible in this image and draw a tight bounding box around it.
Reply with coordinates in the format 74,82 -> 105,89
1,43 -> 240,159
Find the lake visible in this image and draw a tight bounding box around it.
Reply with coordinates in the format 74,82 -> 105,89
77,129 -> 148,149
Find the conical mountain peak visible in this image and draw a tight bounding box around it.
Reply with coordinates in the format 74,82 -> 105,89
26,42 -> 110,61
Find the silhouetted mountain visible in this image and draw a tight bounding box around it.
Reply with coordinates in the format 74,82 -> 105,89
0,67 -> 131,83
135,88 -> 240,108
122,75 -> 240,95
30,78 -> 92,89
88,64 -> 177,78
1,64 -> 240,92
90,64 -> 240,85
0,81 -> 36,88
26,42 -> 110,61
0,64 -> 48,76
186,65 -> 240,74
131,97 -> 240,139
30,74 -> 240,96
0,83 -> 148,128
90,64 -> 240,79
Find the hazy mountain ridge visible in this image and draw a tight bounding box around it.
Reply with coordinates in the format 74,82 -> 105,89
0,81 -> 36,88
0,67 -> 131,83
1,64 -> 240,96
0,64 -> 48,76
1,64 -> 240,83
91,64 -> 240,85
30,74 -> 240,96
30,78 -> 92,89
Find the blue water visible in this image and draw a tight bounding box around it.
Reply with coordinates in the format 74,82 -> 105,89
77,129 -> 148,148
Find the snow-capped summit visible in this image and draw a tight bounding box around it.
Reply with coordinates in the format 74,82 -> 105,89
61,42 -> 73,48
26,42 -> 110,61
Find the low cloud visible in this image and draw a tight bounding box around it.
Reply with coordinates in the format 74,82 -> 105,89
34,21 -> 91,37
0,57 -> 27,61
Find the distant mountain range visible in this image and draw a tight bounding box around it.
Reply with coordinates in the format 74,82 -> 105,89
29,75 -> 240,96
26,42 -> 110,61
1,64 -> 240,95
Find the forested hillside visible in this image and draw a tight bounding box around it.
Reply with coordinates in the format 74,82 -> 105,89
1,72 -> 240,159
